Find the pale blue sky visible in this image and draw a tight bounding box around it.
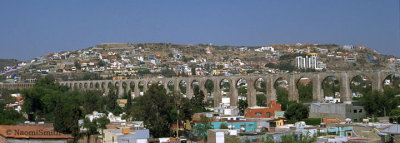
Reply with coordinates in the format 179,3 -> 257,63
0,0 -> 399,60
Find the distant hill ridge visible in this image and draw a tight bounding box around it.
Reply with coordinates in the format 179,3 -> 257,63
0,59 -> 19,69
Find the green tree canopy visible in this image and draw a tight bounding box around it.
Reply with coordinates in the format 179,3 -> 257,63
0,104 -> 25,125
128,84 -> 175,137
298,83 -> 313,103
360,87 -> 400,116
284,102 -> 309,123
194,116 -> 214,141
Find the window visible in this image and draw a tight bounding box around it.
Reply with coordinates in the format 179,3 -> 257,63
255,112 -> 262,116
359,109 -> 362,113
266,112 -> 271,117
270,122 -> 277,127
353,110 -> 357,113
354,119 -> 358,122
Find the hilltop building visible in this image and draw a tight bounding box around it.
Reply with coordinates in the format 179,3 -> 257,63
295,55 -> 325,70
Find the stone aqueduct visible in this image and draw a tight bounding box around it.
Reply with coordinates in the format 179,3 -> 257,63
57,70 -> 400,107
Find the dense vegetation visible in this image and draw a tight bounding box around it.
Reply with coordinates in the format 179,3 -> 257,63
276,87 -> 292,111
297,82 -> 313,103
126,84 -> 208,137
359,87 -> 400,117
17,77 -> 110,142
0,104 -> 25,125
284,102 -> 310,123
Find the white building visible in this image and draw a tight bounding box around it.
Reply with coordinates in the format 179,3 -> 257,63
343,45 -> 354,50
295,56 -> 322,70
261,46 -> 274,52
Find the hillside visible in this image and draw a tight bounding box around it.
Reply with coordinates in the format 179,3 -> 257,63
0,59 -> 19,70
1,42 -> 399,82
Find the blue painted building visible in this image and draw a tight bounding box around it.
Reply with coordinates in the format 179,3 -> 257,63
327,126 -> 353,136
211,121 -> 257,132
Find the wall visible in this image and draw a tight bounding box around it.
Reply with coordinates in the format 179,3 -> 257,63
210,122 -> 257,132
309,103 -> 366,121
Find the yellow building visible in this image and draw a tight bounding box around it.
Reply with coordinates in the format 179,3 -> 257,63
113,76 -> 128,80
308,53 -> 318,56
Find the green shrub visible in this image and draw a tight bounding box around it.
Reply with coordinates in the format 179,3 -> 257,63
304,118 -> 322,125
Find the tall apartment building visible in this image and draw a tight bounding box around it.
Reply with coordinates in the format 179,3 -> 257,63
295,55 -> 319,69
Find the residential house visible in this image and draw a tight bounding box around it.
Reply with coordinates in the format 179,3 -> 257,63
103,128 -> 149,143
245,100 -> 281,118
209,121 -> 257,132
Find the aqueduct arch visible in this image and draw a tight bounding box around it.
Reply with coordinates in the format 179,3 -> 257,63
55,70 -> 400,107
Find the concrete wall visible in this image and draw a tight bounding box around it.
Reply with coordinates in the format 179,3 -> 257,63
309,102 -> 366,121
207,129 -> 226,143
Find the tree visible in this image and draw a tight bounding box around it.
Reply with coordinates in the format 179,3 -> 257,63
126,90 -> 132,111
97,60 -> 106,67
205,80 -> 214,95
137,68 -> 151,75
0,103 -> 25,125
278,61 -> 295,72
83,90 -> 105,114
220,123 -> 228,129
276,87 -> 290,111
54,96 -> 67,132
0,88 -> 18,104
237,86 -> 247,97
160,69 -> 176,77
71,106 -> 82,143
83,118 -> 98,143
265,63 -> 277,69
190,86 -> 207,113
22,77 -> 69,121
284,103 -> 309,123
238,99 -> 248,116
322,78 -> 340,98
194,116 -> 214,141
106,85 -> 118,112
256,94 -> 267,106
298,83 -> 313,103
97,116 -> 110,135
360,87 -> 400,116
74,60 -> 81,69
21,77 -> 100,138
129,84 -> 175,137
191,67 -> 196,76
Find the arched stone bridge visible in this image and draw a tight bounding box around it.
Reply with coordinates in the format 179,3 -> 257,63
0,83 -> 34,90
59,70 -> 400,107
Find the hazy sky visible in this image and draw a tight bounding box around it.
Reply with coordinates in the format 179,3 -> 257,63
0,0 -> 399,60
